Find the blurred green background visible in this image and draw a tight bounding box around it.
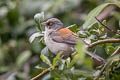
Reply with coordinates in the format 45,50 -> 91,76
0,0 -> 120,80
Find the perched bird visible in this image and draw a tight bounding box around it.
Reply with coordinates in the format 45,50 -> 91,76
41,18 -> 105,62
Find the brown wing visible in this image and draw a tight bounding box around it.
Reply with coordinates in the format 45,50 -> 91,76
51,28 -> 79,45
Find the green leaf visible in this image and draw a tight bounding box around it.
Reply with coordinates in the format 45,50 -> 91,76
83,1 -> 120,29
100,33 -> 107,39
29,32 -> 44,43
84,57 -> 93,68
34,12 -> 44,23
91,22 -> 99,30
41,47 -> 49,56
106,46 -> 115,55
58,60 -> 65,70
16,50 -> 31,67
99,20 -> 106,33
67,24 -> 78,33
65,58 -> 71,68
52,52 -> 62,67
73,40 -> 85,65
34,12 -> 45,31
7,8 -> 19,26
40,55 -> 52,66
77,31 -> 88,38
76,40 -> 85,57
35,65 -> 45,70
68,59 -> 75,68
113,1 -> 120,8
83,3 -> 111,29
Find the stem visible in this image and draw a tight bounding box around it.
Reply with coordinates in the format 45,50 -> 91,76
87,38 -> 120,48
94,47 -> 120,80
31,56 -> 64,80
111,47 -> 120,57
31,67 -> 52,80
95,17 -> 120,35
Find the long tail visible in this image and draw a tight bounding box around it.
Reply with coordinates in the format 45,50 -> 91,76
85,50 -> 106,63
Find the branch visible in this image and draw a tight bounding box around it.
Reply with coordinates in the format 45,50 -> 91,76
111,47 -> 120,57
95,17 -> 120,35
94,62 -> 108,80
85,38 -> 120,63
31,64 -> 59,80
31,55 -> 64,80
31,67 -> 51,80
94,47 -> 120,80
85,51 -> 106,63
87,38 -> 120,48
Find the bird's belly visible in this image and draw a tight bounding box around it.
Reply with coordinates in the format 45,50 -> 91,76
44,35 -> 71,55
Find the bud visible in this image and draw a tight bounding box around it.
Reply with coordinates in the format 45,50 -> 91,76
34,12 -> 45,31
34,12 -> 44,23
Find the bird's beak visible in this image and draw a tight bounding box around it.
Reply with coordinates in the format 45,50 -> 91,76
41,22 -> 47,26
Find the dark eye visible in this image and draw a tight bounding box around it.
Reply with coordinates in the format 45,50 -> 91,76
47,22 -> 54,26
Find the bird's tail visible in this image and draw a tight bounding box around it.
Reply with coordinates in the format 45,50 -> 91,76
85,50 -> 106,63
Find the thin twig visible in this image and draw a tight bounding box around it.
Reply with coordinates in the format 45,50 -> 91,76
31,64 -> 59,80
87,38 -> 120,48
94,47 -> 120,80
72,50 -> 105,63
94,62 -> 108,80
31,55 -> 64,80
95,17 -> 120,35
85,50 -> 106,63
31,67 -> 53,80
86,38 -> 120,64
111,47 -> 120,57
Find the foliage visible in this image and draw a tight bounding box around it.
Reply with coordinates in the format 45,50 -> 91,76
83,1 -> 120,29
0,0 -> 120,80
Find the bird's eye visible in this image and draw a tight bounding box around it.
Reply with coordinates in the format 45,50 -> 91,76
47,22 -> 54,26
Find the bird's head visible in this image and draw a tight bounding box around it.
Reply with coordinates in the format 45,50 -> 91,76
41,18 -> 63,30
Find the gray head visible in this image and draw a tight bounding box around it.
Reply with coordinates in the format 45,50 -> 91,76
41,18 -> 63,30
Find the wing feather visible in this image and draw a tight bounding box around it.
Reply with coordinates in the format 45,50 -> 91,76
51,28 -> 79,45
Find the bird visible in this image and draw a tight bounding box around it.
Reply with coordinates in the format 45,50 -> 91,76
41,18 -> 105,62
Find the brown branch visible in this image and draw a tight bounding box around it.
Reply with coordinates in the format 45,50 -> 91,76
94,61 -> 108,80
31,67 -> 50,80
31,67 -> 51,80
85,50 -> 106,63
95,17 -> 120,35
86,38 -> 120,64
87,38 -> 120,48
94,47 -> 120,80
31,63 -> 59,80
111,47 -> 120,57
31,55 -> 64,80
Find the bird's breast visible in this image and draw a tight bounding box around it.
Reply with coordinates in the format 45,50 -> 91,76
44,30 -> 72,56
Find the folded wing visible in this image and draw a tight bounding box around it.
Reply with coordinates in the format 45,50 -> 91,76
51,28 -> 79,45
